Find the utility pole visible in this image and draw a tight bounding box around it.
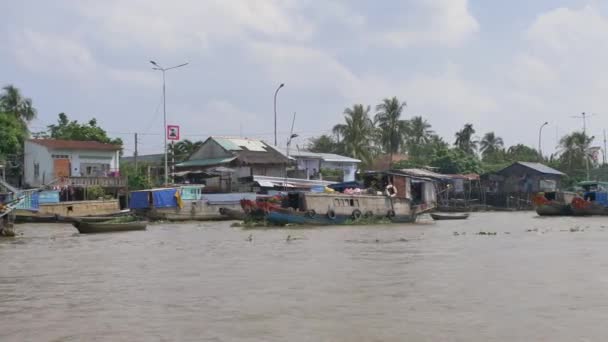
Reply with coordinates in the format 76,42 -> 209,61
134,133 -> 138,170
150,60 -> 188,185
602,129 -> 606,165
274,83 -> 285,146
171,141 -> 175,184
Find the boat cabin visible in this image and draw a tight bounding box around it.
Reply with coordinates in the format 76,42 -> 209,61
579,181 -> 608,205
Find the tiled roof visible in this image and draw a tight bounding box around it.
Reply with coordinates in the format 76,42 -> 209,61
29,139 -> 121,151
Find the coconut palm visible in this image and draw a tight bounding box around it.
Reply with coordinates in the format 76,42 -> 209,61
171,139 -> 203,162
333,104 -> 375,164
375,97 -> 408,165
454,123 -> 477,155
479,132 -> 504,159
558,131 -> 593,171
0,85 -> 37,126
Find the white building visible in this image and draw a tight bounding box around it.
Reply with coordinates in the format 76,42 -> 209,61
24,139 -> 121,187
273,147 -> 361,182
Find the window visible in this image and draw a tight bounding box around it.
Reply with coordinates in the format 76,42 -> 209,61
34,162 -> 40,179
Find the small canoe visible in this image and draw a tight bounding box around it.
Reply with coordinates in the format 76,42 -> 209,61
72,220 -> 148,234
430,213 -> 469,221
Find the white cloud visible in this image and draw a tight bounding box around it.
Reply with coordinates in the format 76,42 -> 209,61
74,0 -> 315,51
11,29 -> 157,87
379,0 -> 479,48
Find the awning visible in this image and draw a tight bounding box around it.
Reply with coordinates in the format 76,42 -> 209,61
256,180 -> 275,187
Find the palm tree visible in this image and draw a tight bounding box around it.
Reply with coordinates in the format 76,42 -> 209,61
407,116 -> 434,145
454,123 -> 477,155
479,132 -> 504,159
558,131 -> 593,172
0,85 -> 37,127
333,104 -> 375,164
171,139 -> 203,162
375,97 -> 408,166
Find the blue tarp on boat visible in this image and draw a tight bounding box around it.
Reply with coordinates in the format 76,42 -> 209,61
153,189 -> 178,208
129,191 -> 150,209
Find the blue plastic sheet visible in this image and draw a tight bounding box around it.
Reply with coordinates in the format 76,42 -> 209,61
152,189 -> 178,208
129,191 -> 151,209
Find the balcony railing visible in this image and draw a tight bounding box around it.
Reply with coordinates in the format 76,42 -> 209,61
58,176 -> 127,188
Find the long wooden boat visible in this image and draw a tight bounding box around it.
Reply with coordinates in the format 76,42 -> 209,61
430,213 -> 469,220
258,191 -> 433,226
72,220 -> 148,234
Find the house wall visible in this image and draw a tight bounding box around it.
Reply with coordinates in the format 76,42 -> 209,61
296,158 -> 321,179
495,164 -> 562,193
24,141 -> 119,187
24,141 -> 53,187
321,161 -> 358,182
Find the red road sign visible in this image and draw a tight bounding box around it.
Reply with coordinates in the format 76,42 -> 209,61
167,125 -> 180,140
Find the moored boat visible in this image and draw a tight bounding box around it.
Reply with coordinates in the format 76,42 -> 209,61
430,213 -> 469,220
72,219 -> 147,234
129,186 -> 254,221
569,181 -> 608,216
533,191 -> 575,216
248,170 -> 437,226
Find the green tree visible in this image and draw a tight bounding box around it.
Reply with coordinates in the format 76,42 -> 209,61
170,139 -> 203,162
430,148 -> 483,174
375,97 -> 408,156
479,132 -> 504,161
558,131 -> 593,177
332,104 -> 375,164
0,113 -> 27,160
308,134 -> 339,153
405,116 -> 434,161
47,113 -> 123,146
454,123 -> 477,155
505,144 -> 539,162
0,85 -> 37,128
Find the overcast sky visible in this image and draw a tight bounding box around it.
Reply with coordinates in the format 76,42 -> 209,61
2,0 -> 607,156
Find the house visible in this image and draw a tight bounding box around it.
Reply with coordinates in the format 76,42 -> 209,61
175,137 -> 289,192
275,147 -> 361,182
24,139 -> 123,188
485,162 -> 565,193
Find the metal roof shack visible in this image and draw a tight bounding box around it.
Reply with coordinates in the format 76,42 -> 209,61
495,162 -> 565,176
28,139 -> 121,151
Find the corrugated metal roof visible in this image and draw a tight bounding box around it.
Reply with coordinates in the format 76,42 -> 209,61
29,139 -> 121,151
268,146 -> 361,163
213,137 -> 268,152
511,162 -> 565,176
393,168 -> 450,180
176,157 -> 236,167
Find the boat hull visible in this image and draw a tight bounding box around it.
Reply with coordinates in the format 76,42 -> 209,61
266,210 -> 416,226
535,203 -> 572,216
73,221 -> 148,234
430,213 -> 469,220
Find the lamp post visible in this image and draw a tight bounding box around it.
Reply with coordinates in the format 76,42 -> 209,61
284,133 -> 299,191
274,83 -> 285,146
538,121 -> 548,161
150,60 -> 188,185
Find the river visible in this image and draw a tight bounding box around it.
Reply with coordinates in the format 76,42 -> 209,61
1,212 -> 608,341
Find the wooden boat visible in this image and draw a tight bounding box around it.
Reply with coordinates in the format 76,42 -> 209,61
430,213 -> 469,220
72,220 -> 148,234
533,191 -> 576,216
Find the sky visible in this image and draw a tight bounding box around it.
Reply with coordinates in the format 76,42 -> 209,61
2,0 -> 608,156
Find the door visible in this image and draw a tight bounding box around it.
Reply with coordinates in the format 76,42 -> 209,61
54,159 -> 71,178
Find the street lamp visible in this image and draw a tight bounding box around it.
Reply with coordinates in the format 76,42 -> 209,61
274,83 -> 285,146
538,121 -> 548,160
150,60 -> 188,185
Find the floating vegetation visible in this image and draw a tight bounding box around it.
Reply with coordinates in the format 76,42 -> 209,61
343,216 -> 393,225
477,231 -> 497,236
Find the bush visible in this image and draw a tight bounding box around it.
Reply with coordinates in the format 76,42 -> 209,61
87,185 -> 105,200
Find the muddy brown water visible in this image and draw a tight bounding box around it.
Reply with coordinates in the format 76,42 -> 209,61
2,212 -> 608,341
